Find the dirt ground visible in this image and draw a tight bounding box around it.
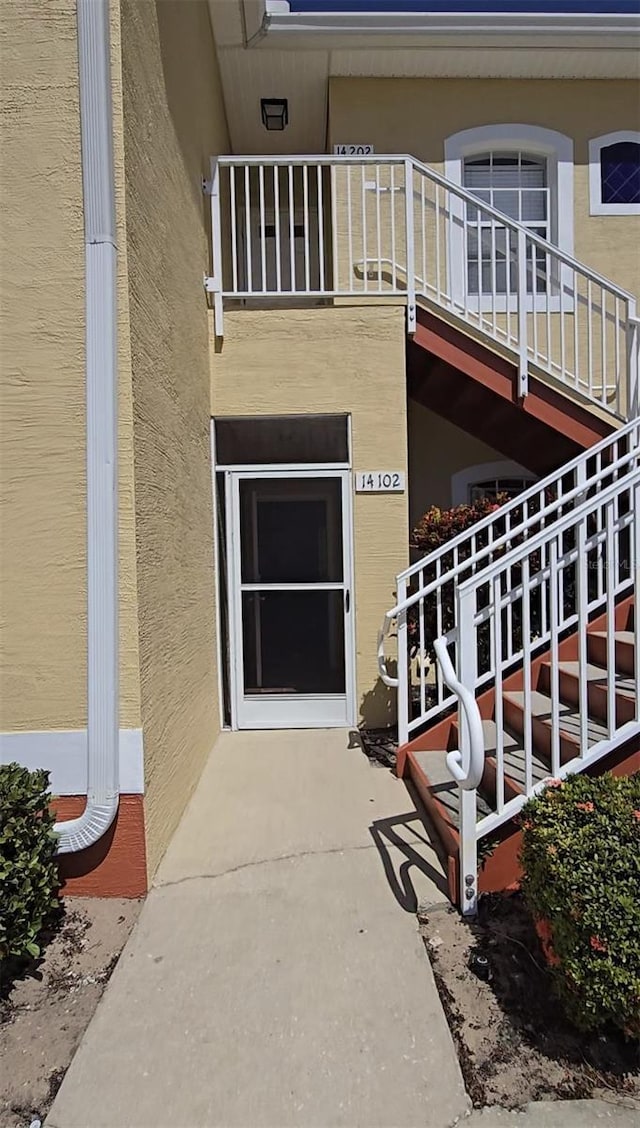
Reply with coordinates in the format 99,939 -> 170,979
420,893 -> 640,1111
0,897 -> 142,1128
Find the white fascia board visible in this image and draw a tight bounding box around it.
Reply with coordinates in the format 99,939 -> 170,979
260,9 -> 639,45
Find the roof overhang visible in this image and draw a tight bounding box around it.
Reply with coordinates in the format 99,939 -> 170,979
258,1 -> 640,49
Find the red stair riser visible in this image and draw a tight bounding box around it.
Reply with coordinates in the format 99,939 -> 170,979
538,662 -> 636,727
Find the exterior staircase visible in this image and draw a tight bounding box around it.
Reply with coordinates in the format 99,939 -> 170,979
379,418 -> 640,912
398,596 -> 639,907
206,153 -> 640,912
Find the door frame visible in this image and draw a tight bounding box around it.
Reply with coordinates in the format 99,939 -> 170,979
222,465 -> 356,730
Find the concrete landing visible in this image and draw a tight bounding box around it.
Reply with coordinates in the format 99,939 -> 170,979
47,729 -> 467,1128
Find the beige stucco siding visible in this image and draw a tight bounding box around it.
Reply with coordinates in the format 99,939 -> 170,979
329,78 -> 640,299
121,0 -> 228,877
211,306 -> 408,729
0,0 -> 141,733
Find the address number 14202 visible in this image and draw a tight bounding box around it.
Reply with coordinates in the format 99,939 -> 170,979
355,471 -> 405,493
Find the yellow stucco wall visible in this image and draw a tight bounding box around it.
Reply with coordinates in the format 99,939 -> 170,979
211,306 -> 408,729
120,0 -> 229,878
329,78 -> 640,299
0,0 -> 141,733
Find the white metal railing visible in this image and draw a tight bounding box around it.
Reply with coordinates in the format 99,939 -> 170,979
449,461 -> 639,913
378,416 -> 640,742
379,417 -> 640,914
207,154 -> 639,421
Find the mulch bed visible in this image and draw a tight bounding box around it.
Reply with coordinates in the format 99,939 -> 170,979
419,892 -> 640,1110
0,898 -> 141,1128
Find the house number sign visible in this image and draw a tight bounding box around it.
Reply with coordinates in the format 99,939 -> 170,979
355,471 -> 405,493
333,144 -> 374,156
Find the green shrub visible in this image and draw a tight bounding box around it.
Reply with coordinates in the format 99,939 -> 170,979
520,771 -> 640,1036
0,763 -> 60,968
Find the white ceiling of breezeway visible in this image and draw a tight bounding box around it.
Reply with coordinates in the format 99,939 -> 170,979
207,0 -> 640,156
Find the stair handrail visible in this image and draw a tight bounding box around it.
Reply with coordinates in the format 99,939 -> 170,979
433,636 -> 485,790
439,462 -> 640,915
378,416 -> 640,745
397,416 -> 640,586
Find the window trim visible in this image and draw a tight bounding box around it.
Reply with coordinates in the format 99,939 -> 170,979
451,460 -> 536,507
588,131 -> 640,217
444,124 -> 574,313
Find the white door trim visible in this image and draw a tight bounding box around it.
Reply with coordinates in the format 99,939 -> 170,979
226,467 -> 356,730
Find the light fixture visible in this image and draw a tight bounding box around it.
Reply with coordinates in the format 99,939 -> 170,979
260,98 -> 288,132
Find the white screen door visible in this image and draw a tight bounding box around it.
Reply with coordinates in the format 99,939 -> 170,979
227,470 -> 355,729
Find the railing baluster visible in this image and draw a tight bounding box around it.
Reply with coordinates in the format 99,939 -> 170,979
419,582 -> 426,720
346,165 -> 354,292
574,269 -> 580,386
244,164 -> 253,293
549,537 -> 561,778
230,165 -> 238,293
397,577 -> 409,747
317,165 -> 325,292
545,247 -> 551,368
531,238 -> 539,364
420,175 -> 426,295
634,481 -> 640,723
375,165 -> 382,292
303,164 -> 310,293
435,183 -> 441,303
288,164 -> 295,291
587,278 -> 594,399
361,163 -> 367,294
559,257 -> 566,385
601,285 -> 607,409
605,501 -> 616,739
273,165 -> 281,292
390,164 -> 397,291
614,296 -> 621,411
258,164 -> 266,293
522,556 -> 533,794
576,468 -> 589,758
493,575 -> 504,814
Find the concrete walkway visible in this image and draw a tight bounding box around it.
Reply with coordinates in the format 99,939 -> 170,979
47,729 -> 469,1128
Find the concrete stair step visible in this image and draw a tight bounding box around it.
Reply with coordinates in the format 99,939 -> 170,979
539,660 -> 637,726
588,630 -> 635,675
503,688 -> 610,765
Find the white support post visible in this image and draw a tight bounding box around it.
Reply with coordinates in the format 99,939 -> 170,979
517,227 -> 529,399
457,585 -> 479,915
396,577 -> 410,747
209,158 -> 224,338
404,159 -> 416,334
626,300 -> 639,419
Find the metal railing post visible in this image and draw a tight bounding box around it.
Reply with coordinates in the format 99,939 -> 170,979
396,576 -> 410,747
404,158 -> 416,334
457,586 -> 479,914
206,158 -> 224,338
626,300 -> 639,418
517,227 -> 529,399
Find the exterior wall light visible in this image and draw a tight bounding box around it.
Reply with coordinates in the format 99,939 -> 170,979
260,98 -> 288,131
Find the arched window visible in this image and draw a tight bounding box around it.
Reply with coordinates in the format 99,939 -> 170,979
589,132 -> 640,216
445,124 -> 574,309
451,461 -> 536,507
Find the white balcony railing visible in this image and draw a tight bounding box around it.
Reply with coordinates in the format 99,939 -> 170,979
207,155 -> 639,421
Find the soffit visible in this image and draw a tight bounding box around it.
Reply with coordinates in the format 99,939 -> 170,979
207,1 -> 639,156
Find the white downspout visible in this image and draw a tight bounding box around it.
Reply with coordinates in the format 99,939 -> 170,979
55,0 -> 119,852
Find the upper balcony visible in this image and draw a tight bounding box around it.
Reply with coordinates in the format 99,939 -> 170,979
205,154 -> 639,423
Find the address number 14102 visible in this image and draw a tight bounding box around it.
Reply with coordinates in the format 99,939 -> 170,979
355,471 -> 405,493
